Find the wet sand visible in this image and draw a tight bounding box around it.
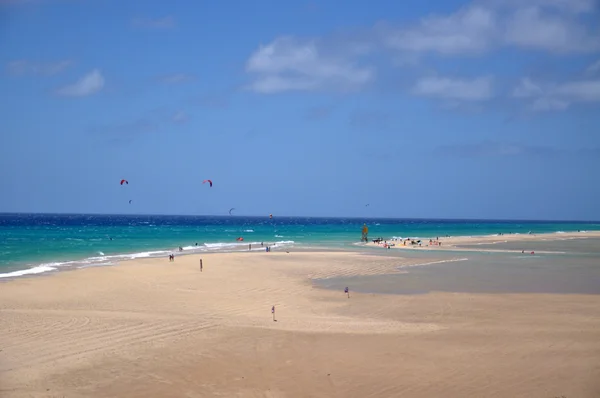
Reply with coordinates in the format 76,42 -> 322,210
316,252 -> 600,295
1,244 -> 600,397
367,231 -> 600,254
458,237 -> 600,255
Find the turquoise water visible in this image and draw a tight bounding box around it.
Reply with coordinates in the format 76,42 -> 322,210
1,213 -> 599,278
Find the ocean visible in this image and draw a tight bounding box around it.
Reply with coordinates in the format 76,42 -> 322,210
1,213 -> 599,279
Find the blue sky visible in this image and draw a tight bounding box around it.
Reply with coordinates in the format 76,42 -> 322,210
1,0 -> 599,220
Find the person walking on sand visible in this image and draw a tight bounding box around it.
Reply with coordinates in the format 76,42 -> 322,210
271,305 -> 276,321
200,258 -> 203,272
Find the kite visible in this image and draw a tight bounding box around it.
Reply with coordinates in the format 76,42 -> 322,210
229,208 -> 235,215
129,200 -> 132,204
120,179 -> 128,185
203,179 -> 213,188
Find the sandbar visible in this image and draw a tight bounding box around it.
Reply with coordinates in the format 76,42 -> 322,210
1,245 -> 599,397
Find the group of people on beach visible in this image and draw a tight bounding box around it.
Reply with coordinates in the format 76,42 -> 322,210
372,236 -> 445,249
168,240 -> 281,262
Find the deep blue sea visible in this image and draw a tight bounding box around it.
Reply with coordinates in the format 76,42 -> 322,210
1,213 -> 599,279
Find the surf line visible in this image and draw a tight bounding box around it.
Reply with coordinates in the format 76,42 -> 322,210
402,258 -> 469,268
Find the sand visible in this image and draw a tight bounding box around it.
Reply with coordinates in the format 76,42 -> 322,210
1,247 -> 600,397
368,230 -> 600,253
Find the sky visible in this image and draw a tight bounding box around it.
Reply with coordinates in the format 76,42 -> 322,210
1,0 -> 599,220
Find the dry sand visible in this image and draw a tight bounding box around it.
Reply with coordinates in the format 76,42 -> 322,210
368,230 -> 600,253
1,249 -> 600,397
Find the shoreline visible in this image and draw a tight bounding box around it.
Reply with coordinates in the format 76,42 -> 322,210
2,243 -> 600,396
366,230 -> 600,254
2,229 -> 600,280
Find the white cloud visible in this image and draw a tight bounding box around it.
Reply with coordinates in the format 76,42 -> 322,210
382,5 -> 497,55
245,37 -> 374,94
380,1 -> 598,56
554,80 -> 600,102
56,69 -> 104,97
412,76 -> 494,101
534,0 -> 595,13
512,77 -> 600,111
132,16 -> 175,29
6,59 -> 72,76
504,6 -> 600,53
486,0 -> 596,14
242,1 -> 599,98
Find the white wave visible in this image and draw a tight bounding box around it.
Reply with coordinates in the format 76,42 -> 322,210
273,240 -> 295,246
556,231 -> 565,234
274,235 -> 284,238
0,265 -> 57,278
128,250 -> 171,259
1,240 -> 298,280
203,242 -> 247,249
243,229 -> 254,232
203,240 -> 295,250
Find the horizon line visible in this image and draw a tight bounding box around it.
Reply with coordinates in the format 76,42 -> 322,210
1,211 -> 599,224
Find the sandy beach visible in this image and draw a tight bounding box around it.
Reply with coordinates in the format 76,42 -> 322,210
367,230 -> 600,253
2,241 -> 600,397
